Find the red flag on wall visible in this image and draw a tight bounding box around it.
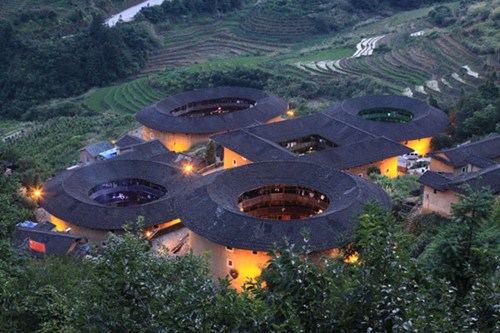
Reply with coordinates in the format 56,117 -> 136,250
29,239 -> 46,253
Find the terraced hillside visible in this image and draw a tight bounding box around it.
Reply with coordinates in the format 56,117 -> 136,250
143,20 -> 289,74
84,78 -> 165,114
90,0 -> 498,116
293,31 -> 491,98
238,7 -> 317,42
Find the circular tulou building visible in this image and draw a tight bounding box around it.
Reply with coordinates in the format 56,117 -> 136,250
136,87 -> 288,152
40,159 -> 198,248
176,161 -> 391,290
323,95 -> 449,156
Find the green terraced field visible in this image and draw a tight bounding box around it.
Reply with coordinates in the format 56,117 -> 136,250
84,78 -> 165,115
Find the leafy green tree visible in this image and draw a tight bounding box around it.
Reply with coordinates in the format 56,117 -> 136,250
431,133 -> 453,150
428,5 -> 455,26
419,185 -> 498,297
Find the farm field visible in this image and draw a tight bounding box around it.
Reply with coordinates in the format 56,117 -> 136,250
78,0 -> 497,120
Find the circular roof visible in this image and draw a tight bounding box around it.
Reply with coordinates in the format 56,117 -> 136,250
40,159 -> 198,230
323,95 -> 449,141
176,161 -> 391,251
136,87 -> 288,134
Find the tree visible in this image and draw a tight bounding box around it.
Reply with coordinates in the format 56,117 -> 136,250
419,185 -> 498,297
205,140 -> 217,165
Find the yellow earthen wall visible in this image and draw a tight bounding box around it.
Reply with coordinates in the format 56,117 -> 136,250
422,186 -> 459,216
143,115 -> 284,153
190,231 -> 341,291
402,137 -> 432,156
223,148 -> 252,169
346,156 -> 399,179
143,127 -> 208,152
429,154 -> 454,173
49,214 -> 124,248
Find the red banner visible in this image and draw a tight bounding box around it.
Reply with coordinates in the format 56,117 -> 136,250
29,239 -> 46,253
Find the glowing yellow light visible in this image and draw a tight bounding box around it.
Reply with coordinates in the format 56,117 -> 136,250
145,231 -> 152,238
32,188 -> 42,200
184,164 -> 193,174
286,110 -> 295,117
344,252 -> 359,264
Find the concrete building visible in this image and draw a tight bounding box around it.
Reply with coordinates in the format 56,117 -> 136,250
176,161 -> 391,290
136,87 -> 288,152
323,95 -> 449,156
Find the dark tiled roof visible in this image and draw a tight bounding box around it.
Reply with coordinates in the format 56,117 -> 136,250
418,171 -> 454,192
212,129 -> 295,162
40,159 -> 199,230
81,141 -> 114,157
450,164 -> 500,193
246,113 -> 375,145
176,161 -> 391,251
211,113 -> 411,168
136,87 -> 288,134
114,134 -> 144,148
323,95 -> 449,141
429,135 -> 500,167
301,137 -> 412,168
115,140 -> 203,168
33,221 -> 56,232
418,164 -> 500,194
15,228 -> 84,257
115,140 -> 178,164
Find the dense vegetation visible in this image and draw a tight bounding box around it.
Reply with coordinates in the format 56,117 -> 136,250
0,11 -> 158,120
139,0 -> 246,24
431,75 -> 500,150
0,185 -> 498,332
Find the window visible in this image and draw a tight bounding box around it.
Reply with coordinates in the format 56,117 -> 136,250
358,174 -> 363,177
226,259 -> 233,267
232,159 -> 237,166
386,168 -> 390,173
225,246 -> 233,252
149,132 -> 155,139
252,250 -> 258,255
461,166 -> 467,174
433,189 -> 437,194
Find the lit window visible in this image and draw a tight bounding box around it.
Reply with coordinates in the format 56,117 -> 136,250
226,246 -> 233,252
227,259 -> 233,267
149,132 -> 155,139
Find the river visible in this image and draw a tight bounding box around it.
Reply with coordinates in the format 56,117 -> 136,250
105,0 -> 165,27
